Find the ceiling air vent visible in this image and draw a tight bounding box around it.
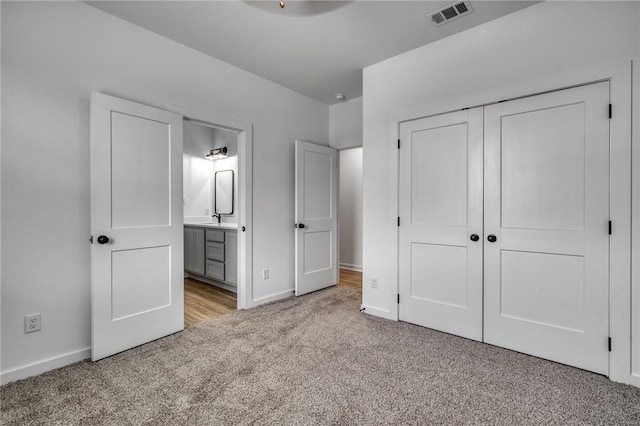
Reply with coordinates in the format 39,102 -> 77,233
430,1 -> 473,26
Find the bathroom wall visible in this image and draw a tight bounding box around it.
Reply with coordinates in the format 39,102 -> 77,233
183,121 -> 216,219
183,121 -> 238,223
210,128 -> 238,225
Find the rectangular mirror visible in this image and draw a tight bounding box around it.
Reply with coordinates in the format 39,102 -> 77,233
214,169 -> 234,214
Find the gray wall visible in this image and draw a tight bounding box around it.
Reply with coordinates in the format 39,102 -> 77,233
329,97 -> 362,150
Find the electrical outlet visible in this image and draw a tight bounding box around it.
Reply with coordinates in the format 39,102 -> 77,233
371,277 -> 378,289
262,268 -> 270,280
183,197 -> 188,205
25,313 -> 41,334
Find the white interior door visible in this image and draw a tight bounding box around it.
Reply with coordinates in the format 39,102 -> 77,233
484,82 -> 610,374
398,108 -> 484,341
295,140 -> 338,296
90,92 -> 184,361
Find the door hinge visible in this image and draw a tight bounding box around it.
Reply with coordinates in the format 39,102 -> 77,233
608,337 -> 612,352
89,236 -> 93,244
609,220 -> 612,235
609,104 -> 612,119
397,294 -> 400,304
397,139 -> 400,149
397,217 -> 400,227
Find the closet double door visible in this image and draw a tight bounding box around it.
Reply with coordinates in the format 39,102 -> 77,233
398,82 -> 610,374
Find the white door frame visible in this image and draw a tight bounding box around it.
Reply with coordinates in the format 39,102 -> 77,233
168,105 -> 254,310
387,60 -> 633,385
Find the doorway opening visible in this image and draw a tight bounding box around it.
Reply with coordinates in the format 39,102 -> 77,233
183,120 -> 240,327
338,147 -> 363,292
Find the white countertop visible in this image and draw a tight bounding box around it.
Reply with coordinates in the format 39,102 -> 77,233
183,221 -> 238,230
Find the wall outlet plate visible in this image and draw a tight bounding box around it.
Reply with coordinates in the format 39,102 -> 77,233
371,277 -> 378,289
25,313 -> 41,333
262,269 -> 270,280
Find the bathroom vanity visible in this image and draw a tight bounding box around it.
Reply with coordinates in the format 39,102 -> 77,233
184,222 -> 237,291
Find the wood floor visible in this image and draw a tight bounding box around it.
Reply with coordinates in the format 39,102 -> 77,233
339,268 -> 362,291
184,278 -> 236,328
184,268 -> 362,327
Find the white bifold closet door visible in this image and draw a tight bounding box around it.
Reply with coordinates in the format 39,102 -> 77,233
398,107 -> 484,341
398,81 -> 610,374
484,82 -> 610,375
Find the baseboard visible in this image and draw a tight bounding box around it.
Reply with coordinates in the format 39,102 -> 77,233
1,347 -> 91,385
185,273 -> 238,294
340,263 -> 362,272
250,289 -> 294,307
360,305 -> 394,320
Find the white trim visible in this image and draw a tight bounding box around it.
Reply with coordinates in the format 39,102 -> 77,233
340,263 -> 363,272
632,58 -> 640,387
388,60 -> 634,386
361,305 -> 394,320
249,289 -> 294,307
168,105 -> 253,311
1,347 -> 90,385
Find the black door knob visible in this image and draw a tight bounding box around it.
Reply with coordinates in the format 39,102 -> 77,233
487,234 -> 497,243
97,235 -> 110,244
470,234 -> 479,242
298,223 -> 305,229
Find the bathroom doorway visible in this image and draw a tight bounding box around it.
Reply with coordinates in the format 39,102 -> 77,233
183,121 -> 241,327
173,104 -> 254,326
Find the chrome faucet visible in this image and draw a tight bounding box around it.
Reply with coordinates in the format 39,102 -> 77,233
212,213 -> 221,224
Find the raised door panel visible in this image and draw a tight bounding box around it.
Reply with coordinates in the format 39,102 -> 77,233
411,123 -> 468,227
501,103 -> 585,231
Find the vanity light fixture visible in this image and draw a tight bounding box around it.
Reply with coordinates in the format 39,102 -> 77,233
335,93 -> 347,101
280,1 -> 285,8
205,147 -> 228,160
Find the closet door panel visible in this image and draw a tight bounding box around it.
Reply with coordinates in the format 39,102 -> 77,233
484,82 -> 610,375
398,108 -> 484,341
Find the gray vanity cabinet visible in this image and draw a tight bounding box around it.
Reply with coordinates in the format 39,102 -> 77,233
184,226 -> 205,275
225,231 -> 237,285
185,225 -> 237,288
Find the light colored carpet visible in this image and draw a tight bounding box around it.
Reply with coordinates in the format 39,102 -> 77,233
2,286 -> 639,425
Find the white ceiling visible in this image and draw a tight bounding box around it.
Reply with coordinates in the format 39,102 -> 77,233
88,1 -> 539,105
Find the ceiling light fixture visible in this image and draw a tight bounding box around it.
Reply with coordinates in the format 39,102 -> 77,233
335,93 -> 346,101
205,147 -> 228,160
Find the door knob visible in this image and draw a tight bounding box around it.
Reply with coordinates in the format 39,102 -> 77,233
487,234 -> 497,243
470,234 -> 479,242
298,223 -> 305,229
97,235 -> 110,244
